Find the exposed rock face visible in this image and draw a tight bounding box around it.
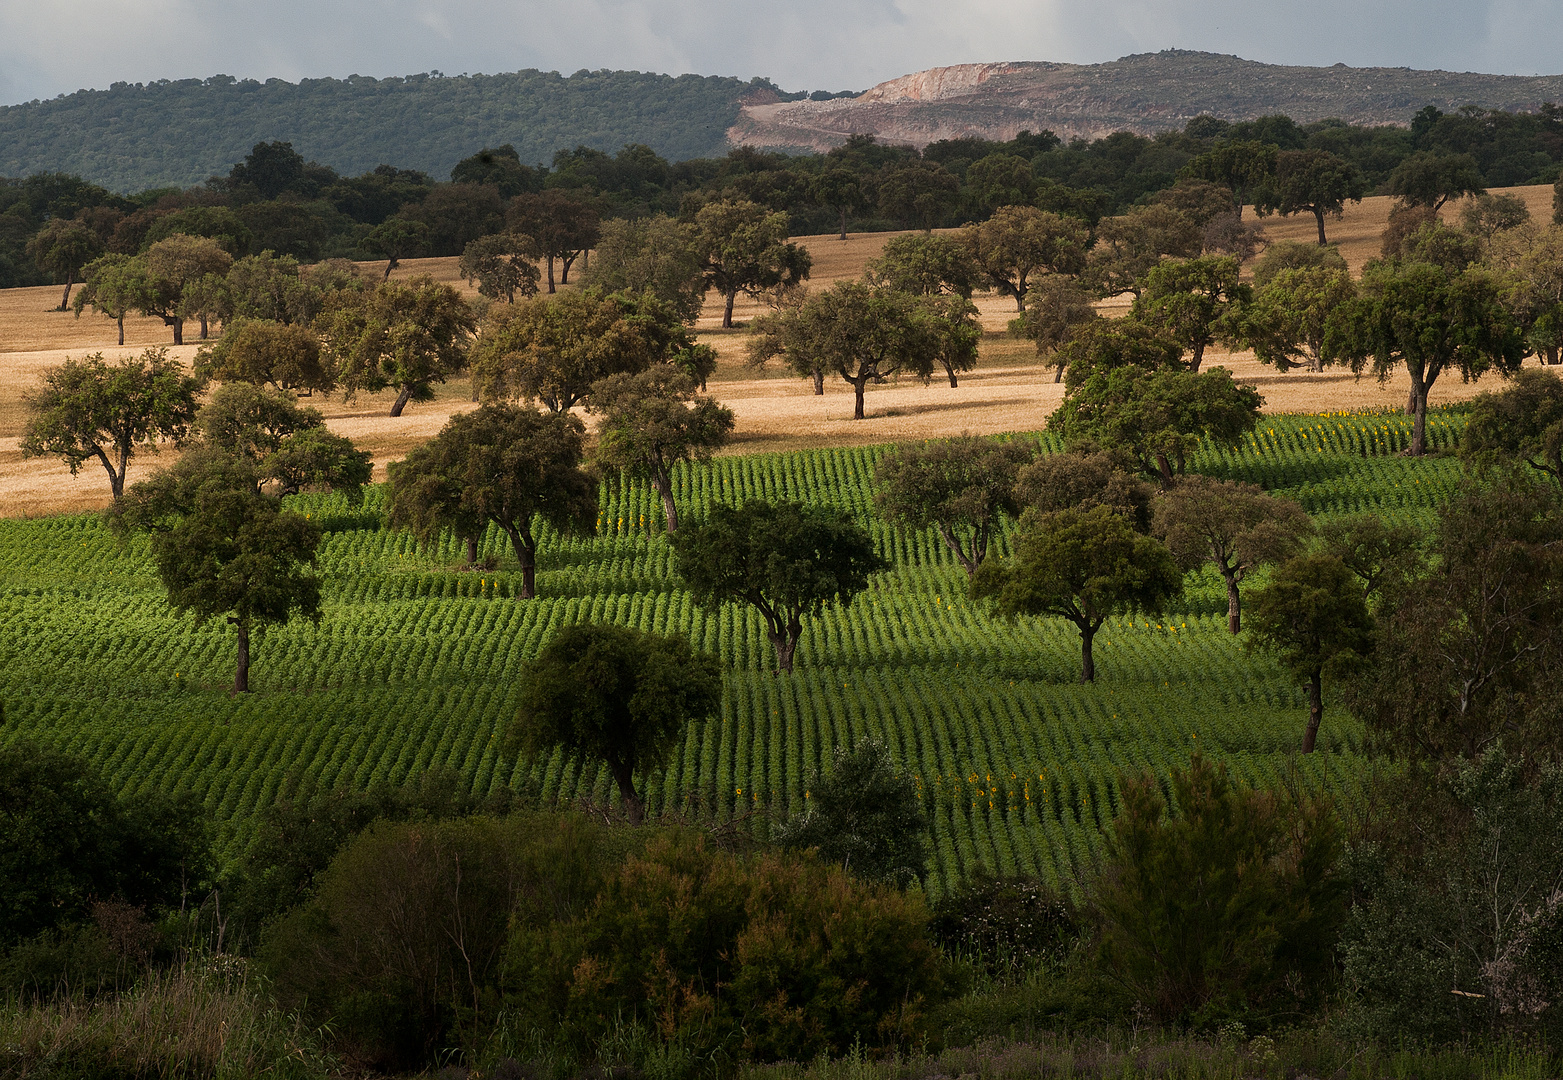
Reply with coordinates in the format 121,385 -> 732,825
729,51 -> 1563,153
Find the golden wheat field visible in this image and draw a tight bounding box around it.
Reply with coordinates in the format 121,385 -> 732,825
0,186 -> 1553,516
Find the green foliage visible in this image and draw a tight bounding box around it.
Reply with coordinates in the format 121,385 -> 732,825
975,505 -> 1183,683
875,435 -> 1034,577
694,198 -> 811,327
1094,755 -> 1346,1025
1014,448 -> 1155,532
672,499 -> 884,672
0,737 -> 212,951
1082,204 -> 1202,299
1241,264 -> 1357,373
962,206 -> 1089,312
1253,149 -> 1365,245
516,833 -> 946,1063
931,870 -> 1079,975
580,215 -> 705,323
20,347 -> 202,499
505,189 -> 600,289
1132,256 -> 1250,371
195,382 -> 371,501
1385,151 -> 1486,211
1010,276 -> 1099,381
141,205 -> 253,256
459,232 -> 542,303
195,318 -> 334,393
1462,367 -> 1563,482
509,623 -> 722,822
774,737 -> 930,888
866,233 -> 980,299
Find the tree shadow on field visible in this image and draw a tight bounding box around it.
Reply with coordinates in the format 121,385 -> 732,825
874,397 -> 1017,419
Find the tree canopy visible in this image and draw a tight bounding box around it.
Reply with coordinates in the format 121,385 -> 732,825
1254,149 -> 1366,245
508,623 -> 721,824
1461,367 -> 1563,482
671,500 -> 884,672
962,206 -> 1089,312
693,199 -> 811,328
1131,256 -> 1249,372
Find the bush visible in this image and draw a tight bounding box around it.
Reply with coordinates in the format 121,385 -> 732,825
261,811 -> 609,1074
772,738 -> 929,888
931,871 -> 1079,976
510,833 -> 947,1065
1091,755 -> 1345,1026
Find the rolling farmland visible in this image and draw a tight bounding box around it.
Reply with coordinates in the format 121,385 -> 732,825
0,409 -> 1463,894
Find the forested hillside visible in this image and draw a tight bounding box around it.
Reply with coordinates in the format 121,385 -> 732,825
0,69 -> 778,192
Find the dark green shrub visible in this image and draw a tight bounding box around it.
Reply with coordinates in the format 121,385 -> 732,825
773,738 -> 929,888
510,833 -> 946,1064
931,870 -> 1079,975
1092,755 -> 1345,1026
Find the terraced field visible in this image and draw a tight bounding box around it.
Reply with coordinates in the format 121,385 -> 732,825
0,409 -> 1463,893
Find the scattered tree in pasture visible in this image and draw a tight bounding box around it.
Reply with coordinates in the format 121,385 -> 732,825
588,366 -> 734,532
580,215 -> 705,323
1379,204 -> 1438,260
1153,476 -> 1312,634
875,435 -> 1034,578
196,382 -> 371,500
876,161 -> 960,233
470,288 -> 688,412
458,233 -> 541,303
508,623 -> 721,824
812,167 -> 869,240
361,218 -> 430,280
506,189 -> 601,291
1348,473 -> 1563,762
1131,255 -> 1249,372
919,293 -> 982,387
1253,149 -> 1365,245
1385,151 -> 1486,213
1317,513 -> 1425,605
1326,257 -> 1524,456
315,276 -> 475,416
1241,264 -> 1358,372
671,500 -> 885,673
1181,141 -> 1277,217
1052,318 -> 1186,386
27,218 -> 103,310
111,449 -> 321,694
1014,448 -> 1155,533
143,234 -> 233,345
747,281 -> 939,419
693,199 -> 811,328
1049,364 -> 1263,485
1392,220 -> 1482,273
774,738 -> 930,887
1461,368 -> 1563,482
1150,179 -> 1236,226
1490,224 -> 1563,366
20,348 -> 202,500
1010,275 -> 1099,382
225,252 -> 308,324
865,233 -> 979,298
963,206 -> 1089,312
1093,755 -> 1345,1022
1201,212 -> 1267,264
387,404 -> 597,598
196,318 -> 334,394
72,253 -> 147,345
1247,554 -> 1375,753
974,504 -> 1182,683
1082,204 -> 1202,299
1459,192 -> 1530,245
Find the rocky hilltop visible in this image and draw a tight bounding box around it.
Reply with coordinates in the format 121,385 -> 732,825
729,51 -> 1563,152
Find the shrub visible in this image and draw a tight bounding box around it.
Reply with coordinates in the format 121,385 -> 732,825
511,833 -> 947,1064
772,738 -> 929,888
930,871 -> 1079,976
1091,755 -> 1345,1026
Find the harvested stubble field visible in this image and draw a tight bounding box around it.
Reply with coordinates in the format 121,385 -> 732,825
0,186 -> 1550,516
0,410 -> 1464,892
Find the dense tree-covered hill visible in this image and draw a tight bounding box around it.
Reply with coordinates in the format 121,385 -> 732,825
0,69 -> 786,192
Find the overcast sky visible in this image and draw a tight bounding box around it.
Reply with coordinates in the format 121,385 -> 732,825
3,0 -> 1561,106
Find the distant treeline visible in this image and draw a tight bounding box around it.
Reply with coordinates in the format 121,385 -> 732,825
3,103 -> 1561,290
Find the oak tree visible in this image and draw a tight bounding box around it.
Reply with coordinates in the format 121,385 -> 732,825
458,233 -> 541,303
72,253 -> 149,345
506,190 -> 601,291
580,215 -> 705,323
1131,255 -> 1249,372
1010,275 -> 1100,382
864,233 -> 979,298
196,382 -> 371,500
1253,149 -> 1365,245
195,318 -> 335,394
963,206 -> 1088,312
27,218 -> 103,310
1462,367 -> 1563,482
693,199 -> 811,328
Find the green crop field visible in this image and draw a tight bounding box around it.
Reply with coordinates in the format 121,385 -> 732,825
0,410 -> 1465,894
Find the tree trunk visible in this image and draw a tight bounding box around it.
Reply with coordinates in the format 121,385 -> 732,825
769,625 -> 800,673
199,314 -> 209,340
850,373 -> 869,419
812,370 -> 824,395
1314,208 -> 1329,246
232,617 -> 250,693
172,317 -> 184,346
1154,452 -> 1176,487
608,760 -> 644,824
560,252 -> 577,285
935,523 -> 976,578
465,536 -> 479,566
546,254 -> 556,293
723,288 -> 738,329
1053,363 -> 1064,383
383,257 -> 397,281
1078,621 -> 1097,684
59,273 -> 74,311
1302,669 -> 1324,753
1189,342 -> 1206,373
1224,569 -> 1242,634
945,364 -> 959,388
504,525 -> 538,598
1410,389 -> 1428,456
116,315 -> 125,346
390,384 -> 413,417
838,207 -> 848,241
98,447 -> 126,500
653,470 -> 679,533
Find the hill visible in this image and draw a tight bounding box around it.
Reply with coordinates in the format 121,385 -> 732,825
732,50 -> 1563,152
0,69 -> 783,193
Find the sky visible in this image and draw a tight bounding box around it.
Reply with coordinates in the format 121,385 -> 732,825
3,0 -> 1561,106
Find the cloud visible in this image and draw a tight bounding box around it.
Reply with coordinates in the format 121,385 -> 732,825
1,0 -> 1559,105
